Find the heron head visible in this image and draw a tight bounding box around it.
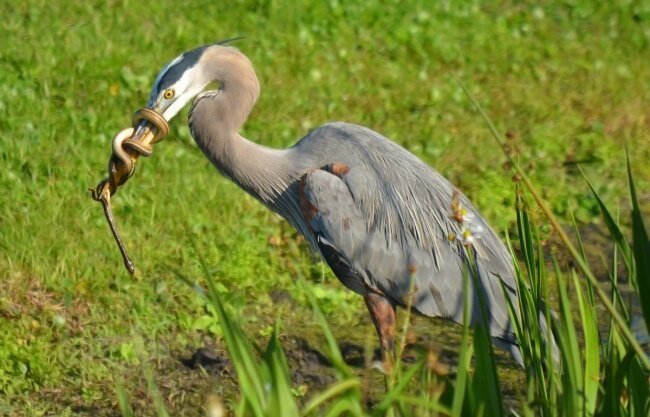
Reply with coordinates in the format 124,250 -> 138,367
127,39 -> 243,145
122,45 -> 213,149
147,45 -> 212,121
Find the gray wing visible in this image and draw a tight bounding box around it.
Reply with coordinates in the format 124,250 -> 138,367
298,149 -> 520,353
293,124 -> 517,277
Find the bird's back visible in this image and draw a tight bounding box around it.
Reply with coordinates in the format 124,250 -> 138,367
291,122 -> 520,353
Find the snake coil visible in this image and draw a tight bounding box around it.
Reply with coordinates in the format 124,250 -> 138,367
89,108 -> 169,274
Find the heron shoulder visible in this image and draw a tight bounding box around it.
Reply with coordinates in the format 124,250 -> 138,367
298,121 -> 513,277
292,121 -> 416,162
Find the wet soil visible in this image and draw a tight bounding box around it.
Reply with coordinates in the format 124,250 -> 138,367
169,310 -> 523,415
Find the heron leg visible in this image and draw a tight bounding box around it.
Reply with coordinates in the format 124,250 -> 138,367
364,292 -> 396,373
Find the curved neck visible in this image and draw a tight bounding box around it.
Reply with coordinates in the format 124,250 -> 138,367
188,47 -> 299,208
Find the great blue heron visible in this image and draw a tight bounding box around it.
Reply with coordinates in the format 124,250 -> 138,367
122,41 -> 535,369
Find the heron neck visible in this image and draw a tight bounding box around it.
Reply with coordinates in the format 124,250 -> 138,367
187,49 -> 299,211
190,106 -> 314,250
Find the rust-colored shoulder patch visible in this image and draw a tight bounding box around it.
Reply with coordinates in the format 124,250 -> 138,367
325,163 -> 350,177
298,173 -> 318,225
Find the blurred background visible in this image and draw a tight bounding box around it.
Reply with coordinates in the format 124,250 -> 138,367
0,1 -> 648,414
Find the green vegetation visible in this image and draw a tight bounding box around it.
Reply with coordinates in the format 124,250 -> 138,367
0,1 -> 648,415
119,159 -> 650,417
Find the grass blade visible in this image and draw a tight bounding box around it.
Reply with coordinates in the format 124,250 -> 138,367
303,284 -> 352,378
555,264 -> 582,417
627,154 -> 650,336
583,170 -> 633,274
572,270 -> 600,415
134,335 -> 170,417
263,320 -> 300,417
372,361 -> 423,414
452,265 -> 474,416
302,379 -> 361,416
467,253 -> 504,417
186,240 -> 267,416
627,356 -> 650,417
115,381 -> 134,417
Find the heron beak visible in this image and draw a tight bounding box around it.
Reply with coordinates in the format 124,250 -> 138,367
119,108 -> 170,159
129,118 -> 156,144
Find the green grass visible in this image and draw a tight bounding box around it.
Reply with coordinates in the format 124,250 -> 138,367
120,164 -> 650,416
0,0 -> 649,415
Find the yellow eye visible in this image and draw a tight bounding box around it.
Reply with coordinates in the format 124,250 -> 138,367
163,89 -> 175,99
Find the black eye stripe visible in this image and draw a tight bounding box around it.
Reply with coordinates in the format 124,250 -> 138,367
156,46 -> 206,93
151,39 -> 240,104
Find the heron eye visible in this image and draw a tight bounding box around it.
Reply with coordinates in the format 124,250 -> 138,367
163,89 -> 175,99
